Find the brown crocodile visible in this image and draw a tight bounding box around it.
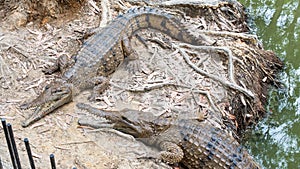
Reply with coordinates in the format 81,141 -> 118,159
77,103 -> 261,169
20,6 -> 214,127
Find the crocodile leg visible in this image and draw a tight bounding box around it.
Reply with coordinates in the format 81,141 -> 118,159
159,141 -> 184,164
121,36 -> 141,74
88,76 -> 110,100
43,54 -> 74,74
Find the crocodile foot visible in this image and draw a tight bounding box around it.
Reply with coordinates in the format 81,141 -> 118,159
87,76 -> 110,101
126,59 -> 142,74
43,54 -> 74,75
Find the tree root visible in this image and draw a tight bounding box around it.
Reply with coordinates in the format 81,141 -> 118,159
178,43 -> 240,82
173,44 -> 255,99
199,30 -> 259,43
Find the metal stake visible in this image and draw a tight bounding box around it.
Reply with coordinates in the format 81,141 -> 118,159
7,123 -> 22,169
24,138 -> 35,169
50,154 -> 56,169
0,157 -> 3,169
1,119 -> 17,169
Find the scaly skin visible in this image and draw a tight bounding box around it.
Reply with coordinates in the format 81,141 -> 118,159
20,6 -> 213,127
77,103 -> 261,169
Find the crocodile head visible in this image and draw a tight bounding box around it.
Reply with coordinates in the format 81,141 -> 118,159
20,79 -> 73,127
111,109 -> 176,139
77,103 -> 172,138
112,110 -> 158,138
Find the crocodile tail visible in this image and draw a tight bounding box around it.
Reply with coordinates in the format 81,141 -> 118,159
124,7 -> 213,46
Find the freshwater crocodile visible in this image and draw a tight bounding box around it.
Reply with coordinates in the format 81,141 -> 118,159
20,6 -> 213,127
77,103 -> 261,169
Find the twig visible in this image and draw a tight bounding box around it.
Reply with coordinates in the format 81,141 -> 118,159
9,45 -> 30,58
147,37 -> 171,49
110,81 -> 191,92
99,0 -> 112,27
192,90 -> 219,113
112,79 -> 221,117
54,146 -> 71,150
88,0 -> 100,14
24,77 -> 45,91
88,128 -> 136,141
60,141 -> 94,145
116,0 -> 129,11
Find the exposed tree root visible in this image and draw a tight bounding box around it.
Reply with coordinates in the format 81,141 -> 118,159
174,44 -> 255,99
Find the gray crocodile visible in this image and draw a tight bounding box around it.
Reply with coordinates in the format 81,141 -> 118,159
20,6 -> 213,127
77,103 -> 261,169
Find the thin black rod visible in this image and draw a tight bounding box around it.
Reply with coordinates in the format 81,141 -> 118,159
0,156 -> 3,169
7,123 -> 22,169
24,138 -> 35,169
1,119 -> 17,169
50,154 -> 56,169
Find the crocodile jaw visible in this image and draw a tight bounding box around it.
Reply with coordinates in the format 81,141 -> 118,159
21,81 -> 73,127
77,103 -> 164,138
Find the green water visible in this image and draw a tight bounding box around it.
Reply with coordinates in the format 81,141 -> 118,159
239,0 -> 300,168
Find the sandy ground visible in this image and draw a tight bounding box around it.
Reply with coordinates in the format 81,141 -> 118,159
0,0 -> 283,168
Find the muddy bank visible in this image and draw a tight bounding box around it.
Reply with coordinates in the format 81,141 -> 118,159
0,0 -> 282,168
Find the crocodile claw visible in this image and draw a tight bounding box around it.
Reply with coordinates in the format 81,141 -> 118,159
126,59 -> 142,74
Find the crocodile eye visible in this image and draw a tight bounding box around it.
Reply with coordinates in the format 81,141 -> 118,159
54,88 -> 63,93
45,85 -> 50,90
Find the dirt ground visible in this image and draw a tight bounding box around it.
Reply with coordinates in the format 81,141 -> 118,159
0,0 -> 283,168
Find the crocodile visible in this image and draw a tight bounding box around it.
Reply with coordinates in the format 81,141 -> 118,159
77,103 -> 261,169
20,6 -> 214,127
